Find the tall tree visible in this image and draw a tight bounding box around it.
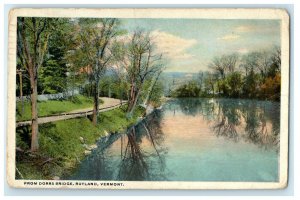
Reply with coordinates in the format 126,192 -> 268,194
69,18 -> 122,125
210,56 -> 225,79
39,18 -> 71,94
210,53 -> 239,79
267,46 -> 281,77
240,52 -> 261,76
256,51 -> 273,78
122,30 -> 163,117
17,17 -> 56,151
272,46 -> 281,69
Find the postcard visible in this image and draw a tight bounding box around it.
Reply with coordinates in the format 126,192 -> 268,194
7,8 -> 289,189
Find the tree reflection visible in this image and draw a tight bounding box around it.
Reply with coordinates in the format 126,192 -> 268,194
240,101 -> 280,149
173,98 -> 280,150
212,101 -> 241,142
70,110 -> 167,181
176,98 -> 202,116
211,99 -> 280,150
118,127 -> 149,180
118,110 -> 168,181
80,151 -> 112,180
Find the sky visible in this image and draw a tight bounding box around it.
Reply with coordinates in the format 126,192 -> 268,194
120,18 -> 281,73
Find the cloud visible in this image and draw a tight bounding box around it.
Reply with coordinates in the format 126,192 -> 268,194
234,25 -> 256,33
236,48 -> 249,54
234,24 -> 279,34
217,34 -> 240,41
150,30 -> 197,60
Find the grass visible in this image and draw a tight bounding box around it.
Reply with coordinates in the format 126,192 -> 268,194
16,95 -> 102,121
16,105 -> 146,180
96,105 -> 145,134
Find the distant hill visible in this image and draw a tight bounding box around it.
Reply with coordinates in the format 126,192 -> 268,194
161,71 -> 198,78
160,72 -> 199,96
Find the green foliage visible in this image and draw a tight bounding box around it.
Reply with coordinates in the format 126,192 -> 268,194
39,119 -> 102,159
17,18 -> 71,96
98,75 -> 124,99
39,19 -> 72,94
39,59 -> 66,94
97,105 -> 145,133
138,79 -> 165,107
224,72 -> 243,97
16,127 -> 31,150
16,163 -> 45,180
172,81 -> 201,97
148,81 -> 165,107
242,70 -> 261,98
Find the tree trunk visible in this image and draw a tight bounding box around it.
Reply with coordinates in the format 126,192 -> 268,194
128,89 -> 141,117
144,72 -> 162,106
92,82 -> 99,126
127,82 -> 135,112
18,72 -> 24,116
108,84 -> 111,98
119,89 -> 123,105
143,78 -> 156,106
30,72 -> 39,152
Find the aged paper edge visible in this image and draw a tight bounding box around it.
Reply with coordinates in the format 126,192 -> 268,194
6,8 -> 290,190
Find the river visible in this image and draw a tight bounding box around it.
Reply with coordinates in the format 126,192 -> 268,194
69,98 -> 280,182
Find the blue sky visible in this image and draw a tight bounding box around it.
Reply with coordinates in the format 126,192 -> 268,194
120,18 -> 281,73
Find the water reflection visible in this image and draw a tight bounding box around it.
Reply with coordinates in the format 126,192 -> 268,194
70,110 -> 168,181
118,111 -> 167,180
118,127 -> 150,180
173,98 -> 280,149
70,98 -> 280,181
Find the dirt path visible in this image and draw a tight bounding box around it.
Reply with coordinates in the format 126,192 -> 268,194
16,97 -> 127,127
67,97 -> 124,114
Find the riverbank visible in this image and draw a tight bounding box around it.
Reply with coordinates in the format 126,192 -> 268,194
16,105 -> 145,180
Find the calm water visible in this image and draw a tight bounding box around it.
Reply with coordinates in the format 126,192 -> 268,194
69,98 -> 280,182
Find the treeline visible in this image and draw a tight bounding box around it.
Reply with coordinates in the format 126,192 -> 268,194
17,18 -> 165,151
172,48 -> 281,101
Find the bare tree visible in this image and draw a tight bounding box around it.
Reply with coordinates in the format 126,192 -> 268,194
256,51 -> 273,78
209,56 -> 225,79
240,52 -> 261,76
272,45 -> 281,69
240,49 -> 277,78
17,17 -> 55,151
122,30 -> 163,117
210,53 -> 239,79
224,53 -> 239,73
